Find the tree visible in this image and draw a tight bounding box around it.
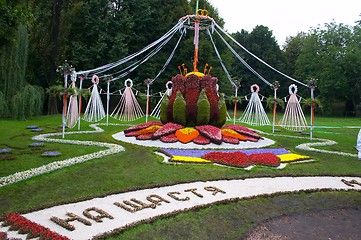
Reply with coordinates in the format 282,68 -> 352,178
295,22 -> 361,115
0,0 -> 28,52
228,25 -> 285,97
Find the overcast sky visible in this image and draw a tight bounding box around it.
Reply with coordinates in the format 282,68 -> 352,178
208,0 -> 361,46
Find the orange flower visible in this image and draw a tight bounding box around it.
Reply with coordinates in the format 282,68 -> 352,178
175,127 -> 200,143
221,129 -> 247,141
137,125 -> 162,135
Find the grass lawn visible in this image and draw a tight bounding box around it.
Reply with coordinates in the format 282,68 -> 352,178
0,114 -> 360,239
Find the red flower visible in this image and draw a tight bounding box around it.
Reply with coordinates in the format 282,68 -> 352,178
249,153 -> 280,167
222,124 -> 262,140
136,134 -> 153,140
195,125 -> 222,144
152,122 -> 184,139
160,133 -> 179,143
184,74 -> 200,124
1,213 -> 70,240
193,135 -> 211,145
222,135 -> 239,144
202,151 -> 250,168
124,120 -> 162,134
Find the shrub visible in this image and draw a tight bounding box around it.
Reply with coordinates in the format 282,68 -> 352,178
196,89 -> 210,126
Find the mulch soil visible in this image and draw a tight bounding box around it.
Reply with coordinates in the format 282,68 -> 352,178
244,207 -> 361,240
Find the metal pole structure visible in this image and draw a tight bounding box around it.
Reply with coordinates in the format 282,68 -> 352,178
146,82 -> 150,123
233,87 -> 238,124
106,79 -> 110,126
78,76 -> 83,130
310,87 -> 314,140
62,74 -> 68,138
272,88 -> 277,133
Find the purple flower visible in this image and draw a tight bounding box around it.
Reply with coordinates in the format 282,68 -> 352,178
31,128 -> 43,132
42,151 -> 61,157
160,148 -> 291,158
0,148 -> 12,154
29,142 -> 44,147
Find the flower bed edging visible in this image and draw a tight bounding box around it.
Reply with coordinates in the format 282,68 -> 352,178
0,124 -> 125,187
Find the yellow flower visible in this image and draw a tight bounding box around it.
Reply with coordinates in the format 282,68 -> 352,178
171,156 -> 211,163
278,153 -> 310,163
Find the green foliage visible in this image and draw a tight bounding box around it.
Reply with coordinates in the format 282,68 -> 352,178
10,84 -> 44,120
0,0 -> 28,51
294,22 -> 361,115
214,93 -> 227,127
196,89 -> 210,125
0,91 -> 8,118
172,91 -> 187,126
160,94 -> 169,124
266,97 -> 285,111
0,25 -> 28,99
230,25 -> 285,97
302,97 -> 323,110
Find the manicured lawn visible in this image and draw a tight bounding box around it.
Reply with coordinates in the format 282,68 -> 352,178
0,114 -> 360,239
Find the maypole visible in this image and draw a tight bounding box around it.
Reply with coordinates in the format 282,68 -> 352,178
56,60 -> 74,138
145,78 -> 152,123
308,78 -> 317,140
272,81 -> 280,133
193,0 -> 200,72
106,78 -> 111,126
77,75 -> 84,130
233,81 -> 241,124
62,74 -> 68,138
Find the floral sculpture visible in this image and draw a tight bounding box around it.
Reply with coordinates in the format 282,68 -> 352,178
161,73 -> 226,128
123,120 -> 263,145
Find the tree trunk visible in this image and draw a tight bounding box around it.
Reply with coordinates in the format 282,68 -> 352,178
47,0 -> 63,114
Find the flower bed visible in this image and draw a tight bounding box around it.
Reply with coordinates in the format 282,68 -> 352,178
124,121 -> 264,146
42,151 -> 61,157
0,213 -> 69,239
249,153 -> 280,167
159,148 -> 310,168
0,148 -> 12,154
29,142 -> 45,147
202,151 -> 250,168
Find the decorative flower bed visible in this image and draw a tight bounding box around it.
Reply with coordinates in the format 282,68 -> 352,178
0,148 -> 12,154
29,142 -> 45,147
0,213 -> 69,239
42,151 -> 61,157
159,148 -> 311,168
124,123 -> 263,146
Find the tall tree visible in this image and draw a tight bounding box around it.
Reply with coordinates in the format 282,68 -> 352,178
295,22 -> 361,115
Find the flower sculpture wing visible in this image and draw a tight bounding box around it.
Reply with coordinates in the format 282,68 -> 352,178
195,125 -> 222,144
124,120 -> 162,134
152,122 -> 184,139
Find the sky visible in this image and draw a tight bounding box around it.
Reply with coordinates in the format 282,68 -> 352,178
208,0 -> 361,46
